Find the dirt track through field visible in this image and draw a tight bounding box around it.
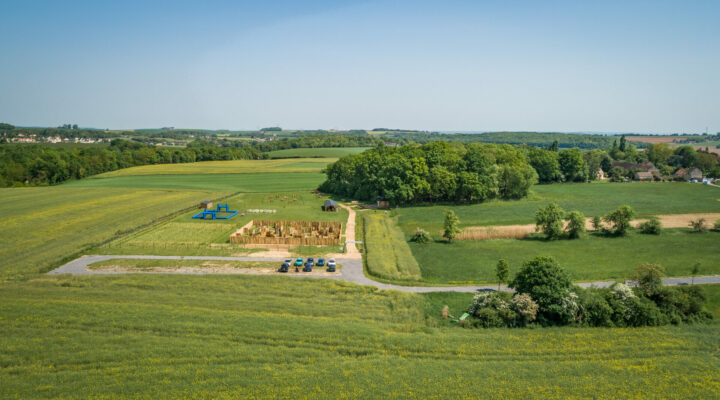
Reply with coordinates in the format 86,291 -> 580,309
458,213 -> 720,240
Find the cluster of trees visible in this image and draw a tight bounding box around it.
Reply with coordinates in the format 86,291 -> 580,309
466,257 -> 712,328
0,140 -> 264,187
535,203 -> 636,239
645,142 -> 719,177
320,142 -> 538,204
379,131 -> 616,149
522,146 -> 611,183
253,134 -> 383,152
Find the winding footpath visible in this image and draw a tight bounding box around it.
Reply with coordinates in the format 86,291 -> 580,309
48,202 -> 720,292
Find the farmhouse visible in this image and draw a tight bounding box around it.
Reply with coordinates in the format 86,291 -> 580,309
634,171 -> 654,181
323,200 -> 339,212
673,167 -> 703,181
596,168 -> 606,180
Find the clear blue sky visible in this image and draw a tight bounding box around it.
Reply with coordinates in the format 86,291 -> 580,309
1,0 -> 718,133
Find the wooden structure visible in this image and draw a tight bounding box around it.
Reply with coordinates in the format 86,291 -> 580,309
229,220 -> 343,246
199,201 -> 213,209
323,200 -> 339,212
376,197 -> 390,209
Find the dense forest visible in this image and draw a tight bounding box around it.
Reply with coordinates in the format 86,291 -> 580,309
320,142 -> 538,204
379,131 -> 617,149
0,140 -> 264,187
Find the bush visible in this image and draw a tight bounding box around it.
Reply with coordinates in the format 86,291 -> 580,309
713,219 -> 720,232
577,289 -> 614,327
653,286 -> 712,324
535,203 -> 565,240
633,263 -> 665,298
689,218 -> 707,233
625,296 -> 668,327
410,227 -> 432,244
470,308 -> 506,328
638,217 -> 662,234
511,293 -> 539,325
591,215 -> 603,231
565,210 -> 586,239
510,256 -> 573,325
603,205 -> 635,236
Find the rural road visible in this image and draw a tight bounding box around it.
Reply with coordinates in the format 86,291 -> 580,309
49,254 -> 720,293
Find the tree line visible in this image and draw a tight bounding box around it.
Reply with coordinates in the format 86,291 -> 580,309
0,140 -> 264,187
320,142 -> 539,204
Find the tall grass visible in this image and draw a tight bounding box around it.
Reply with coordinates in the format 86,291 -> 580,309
362,212 -> 421,280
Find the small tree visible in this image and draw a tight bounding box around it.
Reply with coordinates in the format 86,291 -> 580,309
633,263 -> 665,298
410,227 -> 432,244
591,215 -> 603,231
496,259 -> 509,291
535,203 -> 565,240
638,217 -> 662,234
443,210 -> 461,242
689,218 -> 707,233
565,211 -> 586,239
510,256 -> 572,325
603,205 -> 635,236
691,263 -> 700,285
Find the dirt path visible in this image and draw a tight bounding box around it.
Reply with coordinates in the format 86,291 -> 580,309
459,213 -> 720,240
336,203 -> 361,259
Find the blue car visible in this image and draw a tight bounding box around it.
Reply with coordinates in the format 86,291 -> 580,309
317,258 -> 325,267
307,257 -> 315,266
303,262 -> 313,272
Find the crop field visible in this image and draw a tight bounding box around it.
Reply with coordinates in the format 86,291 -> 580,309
1,275 -> 719,399
410,229 -> 720,283
398,182 -> 720,233
93,192 -> 348,257
0,186 -> 229,280
63,172 -> 326,192
361,212 -> 421,281
267,147 -> 371,158
93,158 -> 334,177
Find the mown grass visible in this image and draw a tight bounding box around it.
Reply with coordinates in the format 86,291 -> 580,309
92,192 -> 348,257
398,182 -> 720,233
267,147 -> 370,159
410,229 -> 720,284
63,172 -> 326,192
0,186 -> 229,280
93,158 -> 335,177
0,275 -> 718,399
362,212 -> 421,281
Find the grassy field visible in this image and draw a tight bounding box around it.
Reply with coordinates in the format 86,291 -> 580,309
92,192 -> 348,257
267,147 -> 370,159
0,187 -> 229,280
93,158 -> 334,177
410,229 -> 720,284
0,274 -> 718,399
361,212 -> 421,281
62,172 -> 326,192
398,182 -> 720,233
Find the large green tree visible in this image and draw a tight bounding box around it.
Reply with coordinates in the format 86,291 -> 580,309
558,148 -> 588,182
535,203 -> 565,240
510,256 -> 573,325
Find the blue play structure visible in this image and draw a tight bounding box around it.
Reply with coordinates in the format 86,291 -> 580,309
192,203 -> 238,220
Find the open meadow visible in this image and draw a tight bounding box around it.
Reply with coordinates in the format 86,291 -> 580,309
267,147 -> 371,158
1,274 -> 719,399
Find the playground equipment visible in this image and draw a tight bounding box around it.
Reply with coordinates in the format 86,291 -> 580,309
191,203 -> 238,220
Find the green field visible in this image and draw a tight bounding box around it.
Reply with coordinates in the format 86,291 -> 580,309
410,229 -> 720,283
398,182 -> 720,233
267,147 -> 371,159
361,212 -> 421,281
0,186 -> 229,280
0,275 -> 718,398
93,158 -> 334,176
92,192 -> 347,257
63,172 -> 326,191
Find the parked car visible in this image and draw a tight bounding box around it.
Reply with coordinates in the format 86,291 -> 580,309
327,263 -> 336,272
294,258 -> 303,267
278,263 -> 289,273
303,262 -> 313,272
316,258 -> 325,267
284,259 -> 292,264
307,257 -> 315,266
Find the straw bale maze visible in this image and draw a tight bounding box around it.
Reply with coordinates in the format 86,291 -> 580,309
230,220 -> 342,246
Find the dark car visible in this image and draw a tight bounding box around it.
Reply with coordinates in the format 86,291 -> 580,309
307,257 -> 315,266
326,264 -> 336,272
303,262 -> 313,272
278,263 -> 289,273
284,259 -> 292,265
317,258 -> 325,267
294,258 -> 303,267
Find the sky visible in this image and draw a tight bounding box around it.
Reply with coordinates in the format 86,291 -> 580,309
1,0 -> 719,133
